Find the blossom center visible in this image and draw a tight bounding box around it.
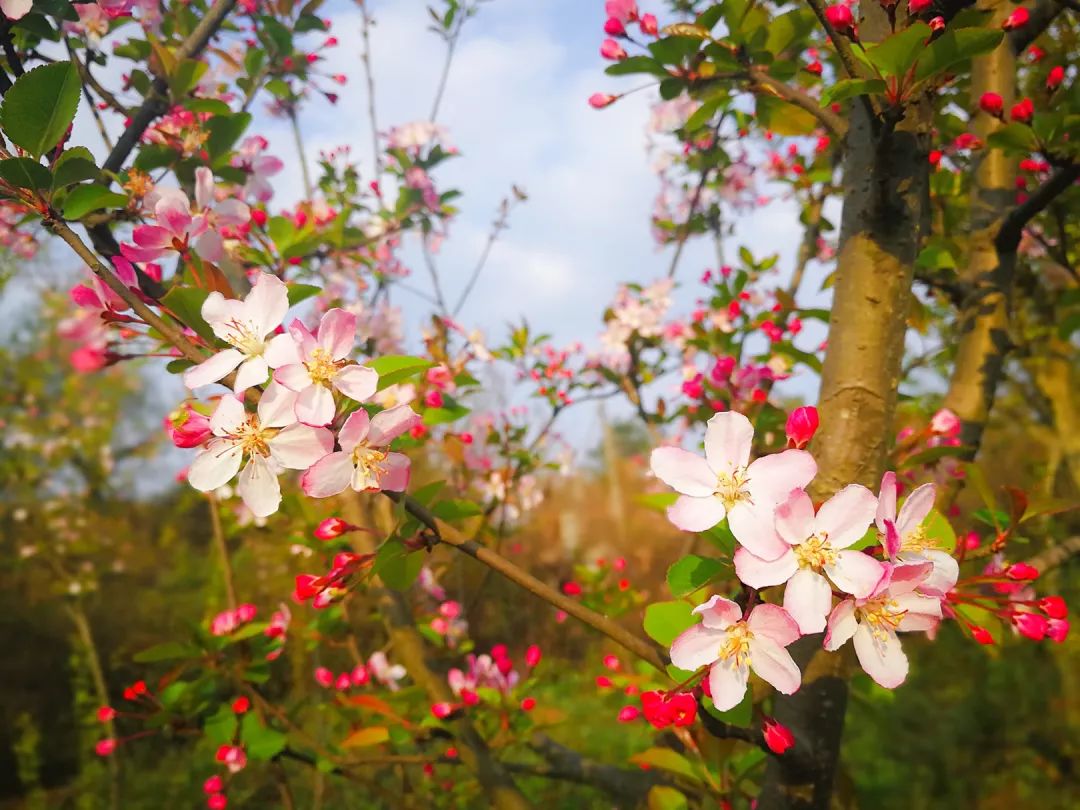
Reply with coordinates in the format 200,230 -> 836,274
229,417 -> 273,457
714,467 -> 751,510
352,443 -> 389,486
717,622 -> 753,667
222,318 -> 265,356
899,525 -> 937,554
856,597 -> 905,641
793,534 -> 836,570
305,348 -> 341,385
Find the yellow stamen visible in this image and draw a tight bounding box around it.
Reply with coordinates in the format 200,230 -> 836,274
715,468 -> 752,510
793,534 -> 837,570
717,622 -> 754,667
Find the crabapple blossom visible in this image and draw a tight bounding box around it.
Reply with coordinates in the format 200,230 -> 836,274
368,651 -> 407,690
187,388 -> 333,517
164,403 -> 213,448
189,167 -> 251,261
231,136 -> 284,202
824,565 -> 943,688
301,404 -> 419,497
273,309 -> 378,425
875,472 -> 959,597
669,596 -> 802,711
734,485 -> 884,634
183,272 -> 300,392
650,411 -> 816,548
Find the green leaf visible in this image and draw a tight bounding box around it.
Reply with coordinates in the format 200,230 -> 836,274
629,747 -> 701,782
820,78 -> 887,107
160,286 -> 216,344
704,691 -> 752,726
168,59 -> 208,99
368,354 -> 435,391
0,157 -> 51,190
51,146 -> 99,188
205,112 -> 252,162
647,786 -> 689,810
1,61 -> 80,157
431,499 -> 483,522
374,539 -> 424,590
133,640 -> 199,663
666,555 -> 725,597
866,23 -> 931,78
643,600 -> 696,646
184,98 -> 232,116
987,122 -> 1038,153
636,491 -> 678,512
756,93 -> 818,136
923,508 -> 957,553
422,400 -> 470,425
204,704 -> 238,745
604,55 -> 670,78
62,184 -> 128,219
286,282 -> 321,307
241,712 -> 287,760
649,35 -> 705,65
914,28 -> 1004,83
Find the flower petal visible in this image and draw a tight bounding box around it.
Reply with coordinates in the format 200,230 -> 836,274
377,452 -> 412,492
194,166 -> 214,210
669,623 -> 723,671
783,568 -> 832,634
183,349 -> 244,390
334,365 -> 379,403
368,404 -> 421,445
896,482 -> 936,538
919,550 -> 959,597
273,363 -> 313,392
774,488 -> 815,547
264,332 -> 301,368
703,410 -> 753,474
210,395 -> 247,434
875,471 -> 898,532
295,384 -> 336,427
826,551 -> 885,599
300,452 -> 354,498
257,381 -> 299,428
237,455 -> 281,518
692,595 -> 742,630
244,273 -> 289,339
748,636 -> 801,695
187,441 -> 242,491
650,447 -> 717,497
317,308 -> 357,359
729,502 -> 789,560
745,450 -> 817,506
747,603 -> 801,647
852,624 -> 908,688
708,658 -> 750,712
883,559 -> 933,596
815,484 -> 877,548
823,599 -> 857,651
232,356 -> 269,393
734,548 -> 798,589
338,409 -> 371,452
270,424 -> 334,470
667,495 -> 726,533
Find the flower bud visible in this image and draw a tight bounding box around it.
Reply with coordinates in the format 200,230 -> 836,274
520,697 -> 536,711
1047,618 -> 1070,643
431,702 -> 455,720
97,706 -> 116,723
603,17 -> 625,36
203,775 -> 224,794
617,705 -> 640,722
1011,611 -> 1048,641
824,5 -> 856,37
763,717 -> 796,754
600,39 -> 628,61
1010,97 -> 1035,123
314,667 -> 334,688
979,92 -> 1004,117
640,13 -> 658,36
969,624 -> 994,645
1006,562 -> 1039,581
231,696 -> 250,714
928,15 -> 945,32
1046,65 -> 1065,90
588,92 -> 618,109
525,644 -> 542,667
95,738 -> 117,757
785,406 -> 819,449
164,404 -> 212,449
207,795 -> 228,810
908,0 -> 932,12
1002,7 -> 1029,30
1038,596 -> 1067,619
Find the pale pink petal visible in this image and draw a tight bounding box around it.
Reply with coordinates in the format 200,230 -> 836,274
111,257 -> 138,287
783,569 -> 832,634
214,198 -> 250,226
295,384 -> 336,426
257,380 -> 299,428
815,484 -> 877,548
826,551 -> 885,599
708,658 -> 750,711
316,308 -> 357,359
210,395 -> 247,434
232,355 -> 269,393
194,166 -> 214,210
745,450 -> 817,506
893,591 -> 943,626
300,452 -> 354,498
650,447 -> 717,497
264,332 -> 301,368
703,410 -> 753,474
774,488 -> 815,547
288,318 -> 318,358
748,636 -> 801,695
747,603 -> 801,647
187,441 -> 242,491
269,424 -> 334,469
119,242 -> 167,263
244,273 -> 289,339
667,495 -> 726,533
729,502 -> 789,560
377,452 -> 411,491
132,223 -> 174,249
156,194 -> 193,238
875,471 -> 898,532
823,599 -> 857,651
368,404 -> 421,445
896,482 -> 936,538
919,550 -> 959,596
183,348 -> 243,390
1,0 -> 33,21
274,363 -> 313,392
338,409 -> 370,452
733,548 -> 798,589
669,623 -> 724,671
852,624 -> 908,688
237,455 -> 281,518
201,294 -> 247,338
333,365 -> 378,403
692,595 -> 742,630
193,230 -> 224,263
882,559 -> 933,596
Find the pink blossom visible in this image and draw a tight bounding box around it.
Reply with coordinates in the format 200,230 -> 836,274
187,389 -> 334,517
183,273 -> 300,392
368,651 -> 407,690
670,597 -> 802,711
215,744 -> 247,773
875,472 -> 959,597
164,403 -> 213,448
301,405 -> 419,497
1047,618 -> 1069,643
929,408 -> 960,437
273,309 -> 378,425
824,572 -> 942,688
231,136 -> 284,202
0,0 -> 30,21
605,0 -> 638,23
734,486 -> 883,634
94,738 -> 117,757
649,411 -> 816,547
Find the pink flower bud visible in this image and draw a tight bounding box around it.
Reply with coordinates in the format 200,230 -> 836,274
763,717 -> 796,754
491,643 -> 508,660
908,0 -> 932,12
431,702 -> 454,720
1047,618 -> 1070,643
562,581 -> 582,596
335,673 -> 352,691
520,697 -> 536,711
97,706 -> 116,723
1047,65 -> 1065,90
588,92 -> 618,109
602,654 -> 621,671
1011,611 -> 1048,641
1038,596 -> 1067,619
95,738 -> 117,757
208,795 -> 228,810
231,696 -> 250,714
496,656 -> 514,676
203,775 -> 224,794
293,574 -> 322,602
639,13 -> 658,36
617,705 -> 640,722
235,603 -> 256,623
970,624 -> 995,645
928,14 -> 945,31
314,517 -> 353,540
439,600 -> 462,619
1006,562 -> 1039,581
824,5 -> 855,36
351,664 -> 370,686
164,404 -> 212,448
461,688 -> 479,706
1002,6 -> 1029,30
525,645 -> 542,667
604,17 -> 625,36
979,92 -> 1004,117
1010,97 -> 1035,123
314,667 -> 334,688
595,675 -> 614,688
600,39 -> 628,61
424,389 -> 444,408
785,406 -> 819,449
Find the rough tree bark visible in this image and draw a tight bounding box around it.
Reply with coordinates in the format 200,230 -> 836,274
758,6 -> 932,807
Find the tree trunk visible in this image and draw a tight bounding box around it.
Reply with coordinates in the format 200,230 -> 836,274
759,7 -> 931,807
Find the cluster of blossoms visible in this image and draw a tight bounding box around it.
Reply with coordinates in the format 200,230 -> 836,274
433,644 -> 542,718
210,603 -> 257,636
596,279 -> 678,371
314,650 -> 408,692
175,272 -> 420,516
651,411 -> 964,708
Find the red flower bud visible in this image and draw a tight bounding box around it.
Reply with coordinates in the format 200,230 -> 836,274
603,17 -> 625,36
97,706 -> 116,723
1002,7 -> 1029,30
314,517 -> 354,540
908,0 -> 932,13
763,717 -> 796,754
525,644 -> 542,667
929,149 -> 944,167
1006,562 -> 1039,581
969,624 -> 995,645
562,581 -> 583,596
520,697 -> 536,711
231,696 -> 250,714
588,92 -> 618,109
431,702 -> 455,720
979,92 -> 1004,117
600,39 -> 628,61
785,406 -> 819,449
1038,596 -> 1067,619
639,13 -> 658,36
207,794 -> 228,810
1046,65 -> 1065,90
617,705 -> 640,722
1047,618 -> 1070,643
314,667 -> 334,688
203,775 -> 223,794
1011,611 -> 1048,641
824,5 -> 855,36
95,738 -> 117,757
1010,97 -> 1035,123
928,15 -> 945,32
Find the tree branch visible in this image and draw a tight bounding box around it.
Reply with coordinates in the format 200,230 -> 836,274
995,164 -> 1080,253
750,68 -> 847,138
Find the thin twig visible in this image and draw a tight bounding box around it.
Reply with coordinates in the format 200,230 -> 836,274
358,0 -> 382,176
208,493 -> 238,610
